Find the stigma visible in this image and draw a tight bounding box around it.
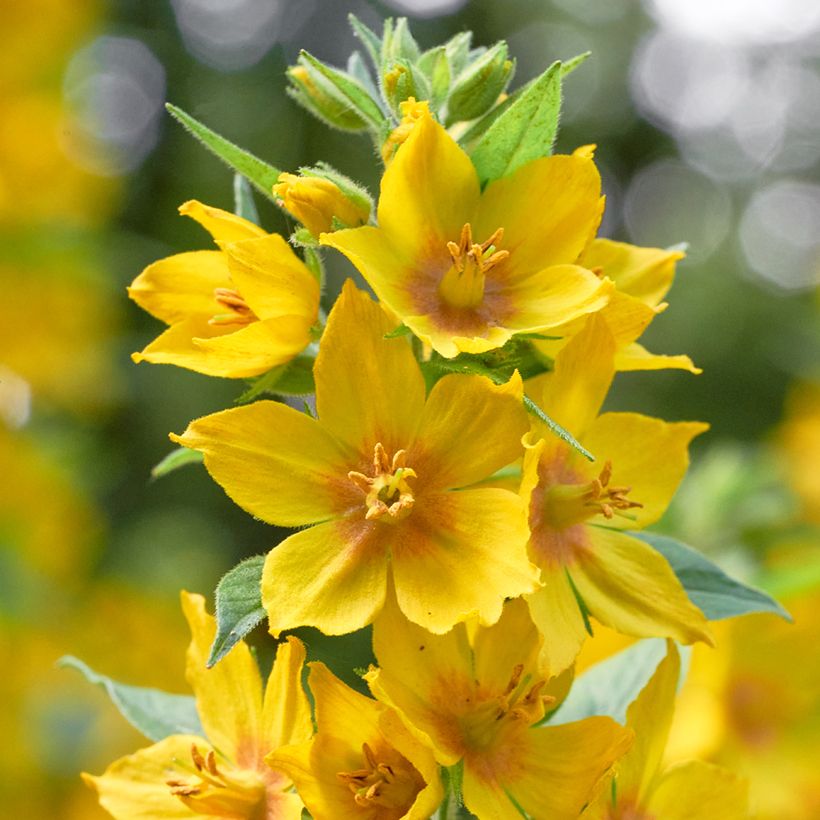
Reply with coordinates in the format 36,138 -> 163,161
337,742 -> 422,812
438,223 -> 509,310
348,443 -> 417,522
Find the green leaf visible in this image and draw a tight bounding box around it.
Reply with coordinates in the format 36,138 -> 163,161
469,60 -> 563,186
549,639 -> 668,725
58,656 -> 202,741
348,14 -> 382,71
236,354 -> 316,403
166,104 -> 280,200
207,555 -> 267,667
633,532 -> 792,622
561,51 -> 591,78
523,394 -> 594,462
151,447 -> 204,480
233,173 -> 259,223
299,51 -> 385,129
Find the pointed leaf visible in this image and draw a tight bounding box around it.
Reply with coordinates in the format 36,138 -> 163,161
207,555 -> 266,667
470,60 -> 563,186
633,532 -> 792,622
151,447 -> 204,480
233,173 -> 259,223
166,104 -> 280,200
58,656 -> 202,741
236,354 -> 316,403
348,14 -> 382,71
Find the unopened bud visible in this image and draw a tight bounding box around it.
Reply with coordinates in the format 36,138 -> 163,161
383,59 -> 429,117
446,42 -> 514,125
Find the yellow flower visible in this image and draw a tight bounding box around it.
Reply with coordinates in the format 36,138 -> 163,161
583,643 -> 749,820
269,662 -> 443,819
532,237 -> 700,374
172,282 -> 539,636
366,595 -> 633,820
380,98 -> 430,165
322,108 -> 613,358
83,591 -> 313,819
273,173 -> 369,237
129,201 -> 319,378
521,314 -> 712,676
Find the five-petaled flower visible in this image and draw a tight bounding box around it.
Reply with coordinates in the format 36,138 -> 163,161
172,281 -> 540,636
321,107 -> 613,358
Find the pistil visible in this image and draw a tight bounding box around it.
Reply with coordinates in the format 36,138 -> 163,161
337,743 -> 420,811
209,287 -> 259,326
349,443 -> 417,522
438,223 -> 508,309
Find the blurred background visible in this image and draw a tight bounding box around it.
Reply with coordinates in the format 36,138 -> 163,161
1,0 -> 818,817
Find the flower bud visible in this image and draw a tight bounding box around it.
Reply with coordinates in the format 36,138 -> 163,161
274,171 -> 370,237
381,98 -> 430,165
383,59 -> 430,117
446,42 -> 515,125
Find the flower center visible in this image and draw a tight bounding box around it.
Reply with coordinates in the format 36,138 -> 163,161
209,287 -> 259,327
337,742 -> 422,812
543,460 -> 642,530
166,744 -> 266,818
348,443 -> 417,522
464,664 -> 554,751
438,223 -> 508,310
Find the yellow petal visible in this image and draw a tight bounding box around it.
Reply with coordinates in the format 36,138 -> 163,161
397,312 -> 514,360
525,566 -> 589,678
572,528 -> 713,646
462,717 -> 632,820
179,199 -> 266,243
192,315 -> 313,375
223,233 -> 320,321
411,371 -> 527,491
582,413 -> 709,529
615,341 -> 702,374
314,281 -> 426,454
261,637 -> 313,752
83,734 -> 209,819
171,400 -> 351,527
475,154 -> 603,278
617,642 -> 680,804
181,591 -> 264,767
262,517 -> 389,636
391,488 -> 539,633
128,251 -> 232,325
579,238 -> 683,306
646,760 -> 749,820
377,108 -> 480,257
498,264 -> 613,335
538,312 -> 616,436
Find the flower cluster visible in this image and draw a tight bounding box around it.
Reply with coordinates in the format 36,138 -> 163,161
78,15 -> 783,820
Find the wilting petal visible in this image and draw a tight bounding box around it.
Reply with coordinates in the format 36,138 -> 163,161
391,488 -> 539,633
261,637 -> 313,753
224,233 -> 320,321
314,281 -> 426,455
128,250 -> 232,325
182,591 -> 263,768
378,110 -> 480,257
615,342 -> 701,374
475,154 -> 603,279
537,312 -> 616,436
410,372 -> 527,491
579,238 -> 683,307
582,412 -> 709,529
463,717 -> 632,820
171,399 -> 352,527
262,517 -> 389,636
525,566 -> 589,677
646,760 -> 749,820
179,199 -> 266,243
572,528 -> 713,646
83,734 -> 209,819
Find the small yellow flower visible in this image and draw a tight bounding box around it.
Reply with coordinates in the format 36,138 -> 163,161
323,108 -> 613,358
83,592 -> 313,820
172,282 -> 539,636
129,200 -> 319,378
273,172 -> 369,237
269,662 -> 443,819
522,314 -> 712,676
367,595 -> 633,820
583,643 -> 749,820
380,97 -> 430,165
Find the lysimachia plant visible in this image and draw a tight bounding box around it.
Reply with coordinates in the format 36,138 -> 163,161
65,15 -> 790,820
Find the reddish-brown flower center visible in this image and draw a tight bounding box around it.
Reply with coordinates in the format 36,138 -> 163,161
336,742 -> 422,812
348,443 -> 417,522
166,743 -> 265,817
438,223 -> 508,309
209,287 -> 259,327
